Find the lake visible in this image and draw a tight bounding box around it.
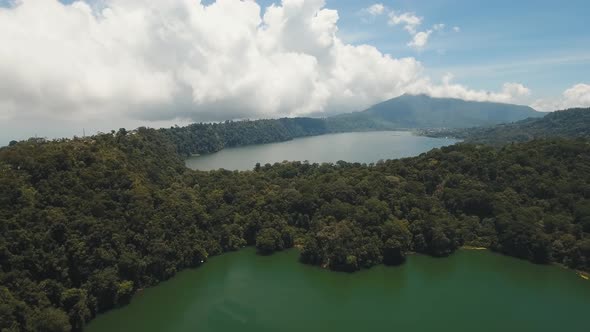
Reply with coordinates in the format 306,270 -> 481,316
185,131 -> 460,171
87,248 -> 590,332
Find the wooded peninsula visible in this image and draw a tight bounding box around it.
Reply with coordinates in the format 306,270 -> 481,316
1,107 -> 590,331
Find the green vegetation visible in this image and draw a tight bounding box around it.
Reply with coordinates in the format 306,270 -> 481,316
161,118 -> 330,156
159,94 -> 541,157
2,124 -> 590,331
330,94 -> 542,130
419,107 -> 590,145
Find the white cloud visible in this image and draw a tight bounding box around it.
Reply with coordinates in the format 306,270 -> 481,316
406,74 -> 531,104
433,23 -> 445,31
387,11 -> 446,50
502,82 -> 532,98
365,3 -> 385,16
408,30 -> 432,50
563,84 -> 590,105
388,11 -> 422,35
453,26 -> 461,32
0,0 -> 535,135
532,83 -> 590,111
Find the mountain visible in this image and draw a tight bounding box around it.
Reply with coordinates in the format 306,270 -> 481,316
5,94 -> 542,155
158,95 -> 543,156
327,94 -> 543,130
420,107 -> 590,145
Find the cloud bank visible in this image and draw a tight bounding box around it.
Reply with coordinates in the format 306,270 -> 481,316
533,84 -> 590,111
0,0 -> 547,126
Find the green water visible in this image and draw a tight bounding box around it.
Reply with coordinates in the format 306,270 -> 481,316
87,249 -> 590,332
185,131 -> 460,171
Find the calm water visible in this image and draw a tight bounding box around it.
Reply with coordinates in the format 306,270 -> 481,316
185,131 -> 459,171
87,249 -> 590,332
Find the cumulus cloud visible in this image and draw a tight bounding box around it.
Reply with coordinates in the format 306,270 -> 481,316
406,74 -> 531,104
453,26 -> 461,32
364,3 -> 385,16
0,0 -> 535,130
388,11 -> 422,35
408,30 -> 432,50
387,11 -> 442,49
532,84 -> 590,111
564,84 -> 590,105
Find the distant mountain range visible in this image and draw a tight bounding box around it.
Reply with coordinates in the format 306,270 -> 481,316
326,94 -> 543,131
160,94 -> 544,156
420,107 -> 590,145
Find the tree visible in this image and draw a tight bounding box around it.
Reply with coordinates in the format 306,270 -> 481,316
61,288 -> 92,331
430,227 -> 452,257
2,124 -> 590,330
382,219 -> 412,265
116,281 -> 135,305
31,307 -> 71,332
255,228 -> 283,255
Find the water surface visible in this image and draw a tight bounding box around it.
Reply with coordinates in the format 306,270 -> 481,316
185,131 -> 459,171
87,249 -> 590,332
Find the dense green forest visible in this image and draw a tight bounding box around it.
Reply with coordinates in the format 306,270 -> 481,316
419,107 -> 590,145
1,125 -> 590,331
159,94 -> 541,157
161,118 -> 331,156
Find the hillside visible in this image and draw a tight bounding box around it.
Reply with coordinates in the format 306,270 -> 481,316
159,95 -> 541,156
161,118 -> 330,156
420,107 -> 590,145
2,126 -> 590,331
328,94 -> 542,130
2,133 -> 590,331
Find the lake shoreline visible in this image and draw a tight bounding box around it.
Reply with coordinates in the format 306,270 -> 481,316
181,129 -> 444,161
461,246 -> 488,250
185,131 -> 460,171
87,247 -> 590,332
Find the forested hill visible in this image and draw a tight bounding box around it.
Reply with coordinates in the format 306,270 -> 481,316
160,117 -> 330,156
160,95 -> 541,156
328,94 -> 542,130
420,107 -> 590,145
2,129 -> 590,331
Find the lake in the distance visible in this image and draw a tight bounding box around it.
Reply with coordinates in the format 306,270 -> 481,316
87,248 -> 590,332
185,131 -> 460,171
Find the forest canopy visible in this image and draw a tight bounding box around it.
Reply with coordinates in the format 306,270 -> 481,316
419,107 -> 590,145
1,109 -> 590,331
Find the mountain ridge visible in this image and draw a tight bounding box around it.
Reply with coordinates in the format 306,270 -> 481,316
327,93 -> 542,131
419,107 -> 590,145
5,94 -> 544,155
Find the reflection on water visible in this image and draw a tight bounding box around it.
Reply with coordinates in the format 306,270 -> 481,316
88,249 -> 590,332
185,131 -> 460,171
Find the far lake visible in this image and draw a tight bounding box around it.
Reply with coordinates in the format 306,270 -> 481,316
185,131 -> 460,171
87,248 -> 590,332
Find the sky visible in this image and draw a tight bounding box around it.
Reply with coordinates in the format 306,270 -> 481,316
0,0 -> 589,144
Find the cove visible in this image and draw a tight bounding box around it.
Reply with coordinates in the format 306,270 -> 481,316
87,248 -> 590,332
185,131 -> 460,171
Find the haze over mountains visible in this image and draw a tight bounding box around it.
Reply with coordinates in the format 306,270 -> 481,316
421,107 -> 590,145
159,94 -> 545,156
327,94 -> 543,131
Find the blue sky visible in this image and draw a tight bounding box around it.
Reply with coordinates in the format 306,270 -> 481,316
0,0 -> 588,144
333,0 -> 590,98
251,0 -> 589,99
1,0 -> 588,99
5,0 -> 586,98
